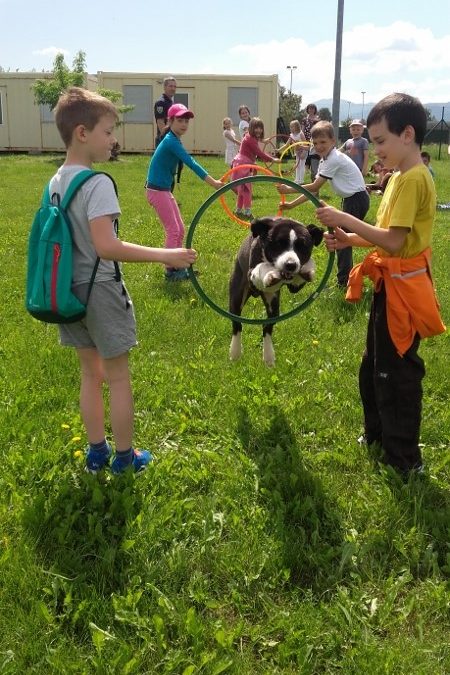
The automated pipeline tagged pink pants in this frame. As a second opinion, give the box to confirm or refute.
[231,159,253,209]
[146,189,185,250]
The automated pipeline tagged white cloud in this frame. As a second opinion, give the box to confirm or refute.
[32,46,70,58]
[224,21,450,104]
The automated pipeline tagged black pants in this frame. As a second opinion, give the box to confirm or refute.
[308,153,320,181]
[359,284,425,471]
[337,190,370,286]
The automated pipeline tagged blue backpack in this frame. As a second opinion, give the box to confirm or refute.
[26,170,119,323]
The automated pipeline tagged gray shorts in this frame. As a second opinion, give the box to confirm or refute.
[58,280,137,359]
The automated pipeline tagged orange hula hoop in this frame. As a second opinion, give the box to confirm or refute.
[219,164,276,227]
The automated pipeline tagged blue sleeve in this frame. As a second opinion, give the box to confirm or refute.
[147,132,208,188]
[169,136,208,180]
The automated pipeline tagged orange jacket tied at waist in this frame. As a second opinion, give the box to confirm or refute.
[346,247,446,355]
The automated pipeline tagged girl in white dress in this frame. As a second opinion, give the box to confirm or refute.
[278,120,308,183]
[223,117,240,167]
[238,105,251,139]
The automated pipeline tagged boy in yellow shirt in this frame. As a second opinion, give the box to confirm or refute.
[316,92,445,476]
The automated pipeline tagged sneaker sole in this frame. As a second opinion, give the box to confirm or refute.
[85,460,111,474]
[111,464,149,476]
[85,465,107,475]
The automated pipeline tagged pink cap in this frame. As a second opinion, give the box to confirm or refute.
[168,103,194,119]
[350,119,364,127]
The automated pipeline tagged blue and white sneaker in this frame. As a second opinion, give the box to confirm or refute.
[111,448,153,475]
[165,268,190,282]
[85,443,112,474]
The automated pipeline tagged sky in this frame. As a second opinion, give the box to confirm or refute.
[2,0,450,109]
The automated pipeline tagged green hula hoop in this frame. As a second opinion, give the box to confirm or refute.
[186,174,335,325]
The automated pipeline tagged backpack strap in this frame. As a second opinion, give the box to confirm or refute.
[40,169,98,208]
[61,169,99,209]
[93,172,121,282]
[48,170,122,300]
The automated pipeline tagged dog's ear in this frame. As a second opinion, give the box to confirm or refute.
[287,281,307,294]
[251,217,274,239]
[307,224,324,246]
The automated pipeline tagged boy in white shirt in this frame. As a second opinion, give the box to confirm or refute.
[279,121,370,287]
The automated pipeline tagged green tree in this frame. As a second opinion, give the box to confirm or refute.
[32,50,132,117]
[340,116,352,127]
[318,107,332,121]
[32,51,86,110]
[278,85,302,133]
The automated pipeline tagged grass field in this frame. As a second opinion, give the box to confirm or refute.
[0,150,449,674]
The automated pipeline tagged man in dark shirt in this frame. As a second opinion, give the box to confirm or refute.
[154,76,177,147]
[154,76,183,191]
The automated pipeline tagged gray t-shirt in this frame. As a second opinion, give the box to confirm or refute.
[342,136,369,171]
[48,165,121,286]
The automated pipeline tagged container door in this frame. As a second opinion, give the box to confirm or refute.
[174,89,195,152]
[0,87,10,148]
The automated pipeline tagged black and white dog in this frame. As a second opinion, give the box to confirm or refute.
[229,216,324,366]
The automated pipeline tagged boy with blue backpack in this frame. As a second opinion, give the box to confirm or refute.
[31,86,196,474]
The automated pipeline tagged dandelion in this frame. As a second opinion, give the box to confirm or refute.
[312,340,319,345]
[71,436,81,442]
[73,450,83,459]
[61,423,70,429]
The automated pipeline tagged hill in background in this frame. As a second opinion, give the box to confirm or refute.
[314,99,450,123]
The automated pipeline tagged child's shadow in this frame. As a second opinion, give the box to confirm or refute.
[325,284,373,325]
[237,406,345,593]
[23,467,142,595]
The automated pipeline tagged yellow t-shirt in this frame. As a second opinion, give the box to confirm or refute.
[376,163,436,258]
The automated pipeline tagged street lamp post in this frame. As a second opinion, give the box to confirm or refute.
[361,91,366,121]
[286,65,297,93]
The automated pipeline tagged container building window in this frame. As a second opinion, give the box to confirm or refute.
[228,87,258,125]
[123,85,153,123]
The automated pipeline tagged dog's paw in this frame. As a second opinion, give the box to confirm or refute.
[263,335,276,367]
[229,335,242,361]
[287,281,307,293]
[299,270,315,282]
[299,259,316,282]
[250,263,282,291]
[263,270,282,288]
[249,267,264,291]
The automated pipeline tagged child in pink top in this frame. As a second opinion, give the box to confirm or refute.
[232,117,281,218]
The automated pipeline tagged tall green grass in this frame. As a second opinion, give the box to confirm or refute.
[0,151,449,674]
